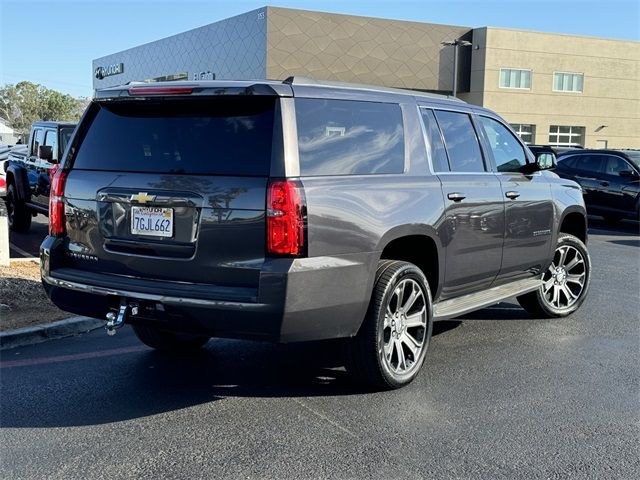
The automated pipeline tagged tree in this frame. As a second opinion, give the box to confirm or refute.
[0,81,86,136]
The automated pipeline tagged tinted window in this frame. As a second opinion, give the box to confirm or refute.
[602,155,631,175]
[296,98,404,176]
[59,127,74,157]
[573,155,603,173]
[434,111,485,172]
[31,129,44,156]
[622,151,640,168]
[44,130,58,161]
[72,98,276,175]
[478,116,527,172]
[557,155,577,169]
[420,109,449,172]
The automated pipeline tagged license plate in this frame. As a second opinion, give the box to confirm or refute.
[131,206,173,237]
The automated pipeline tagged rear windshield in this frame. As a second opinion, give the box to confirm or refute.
[71,98,276,175]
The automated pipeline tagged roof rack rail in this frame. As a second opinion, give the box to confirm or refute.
[282,76,463,102]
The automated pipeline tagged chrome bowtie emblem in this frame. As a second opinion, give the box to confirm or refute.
[130,192,156,204]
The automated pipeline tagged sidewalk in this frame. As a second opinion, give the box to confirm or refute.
[0,258,103,349]
[0,316,103,350]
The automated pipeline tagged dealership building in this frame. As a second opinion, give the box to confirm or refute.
[93,6,639,149]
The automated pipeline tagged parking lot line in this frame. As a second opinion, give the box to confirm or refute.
[9,241,36,259]
[0,345,149,369]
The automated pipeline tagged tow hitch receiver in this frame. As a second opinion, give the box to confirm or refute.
[106,302,138,336]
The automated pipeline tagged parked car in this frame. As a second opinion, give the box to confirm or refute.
[41,79,590,389]
[528,144,583,158]
[555,149,640,223]
[0,143,13,197]
[1,144,29,197]
[4,122,76,232]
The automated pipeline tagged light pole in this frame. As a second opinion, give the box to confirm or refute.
[441,39,472,97]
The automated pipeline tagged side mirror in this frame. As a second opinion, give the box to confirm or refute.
[38,145,54,162]
[536,152,556,170]
[619,169,638,178]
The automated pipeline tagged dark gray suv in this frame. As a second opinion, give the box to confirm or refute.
[41,78,591,389]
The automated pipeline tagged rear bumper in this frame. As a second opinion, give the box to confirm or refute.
[41,237,376,342]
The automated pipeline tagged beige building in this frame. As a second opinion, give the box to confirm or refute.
[94,6,639,148]
[265,7,470,93]
[461,27,640,148]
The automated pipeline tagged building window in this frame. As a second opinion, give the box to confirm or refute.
[553,72,583,92]
[549,125,585,147]
[499,68,531,89]
[510,124,536,144]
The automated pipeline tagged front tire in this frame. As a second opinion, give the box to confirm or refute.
[347,260,433,389]
[517,233,591,317]
[132,324,210,352]
[6,183,32,233]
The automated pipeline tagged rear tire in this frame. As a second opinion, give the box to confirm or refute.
[517,233,590,318]
[6,183,31,233]
[132,324,210,351]
[346,260,433,390]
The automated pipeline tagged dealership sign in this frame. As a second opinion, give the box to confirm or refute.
[193,71,216,80]
[95,63,124,79]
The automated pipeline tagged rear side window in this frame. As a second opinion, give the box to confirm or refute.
[434,111,485,172]
[295,98,404,176]
[420,109,449,172]
[573,155,603,173]
[72,98,276,175]
[557,155,577,169]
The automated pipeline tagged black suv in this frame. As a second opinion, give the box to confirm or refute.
[555,149,640,223]
[41,79,591,389]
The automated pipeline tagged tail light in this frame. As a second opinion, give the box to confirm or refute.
[267,180,306,256]
[49,166,67,236]
[128,86,193,95]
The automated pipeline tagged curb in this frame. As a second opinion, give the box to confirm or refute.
[0,316,104,350]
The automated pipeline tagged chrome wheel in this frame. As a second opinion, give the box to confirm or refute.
[542,244,586,309]
[380,278,427,375]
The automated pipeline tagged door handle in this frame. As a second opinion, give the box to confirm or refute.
[505,191,520,200]
[599,181,609,187]
[447,192,466,202]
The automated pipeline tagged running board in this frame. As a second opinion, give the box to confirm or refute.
[433,278,541,320]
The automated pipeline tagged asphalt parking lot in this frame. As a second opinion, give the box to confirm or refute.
[1,218,639,479]
[6,213,48,258]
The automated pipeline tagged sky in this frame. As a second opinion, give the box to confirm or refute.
[1,0,638,98]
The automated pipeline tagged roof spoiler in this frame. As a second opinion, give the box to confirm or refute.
[94,81,293,100]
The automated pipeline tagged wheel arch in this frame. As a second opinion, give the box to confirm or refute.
[5,164,30,201]
[375,225,444,301]
[558,207,588,244]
